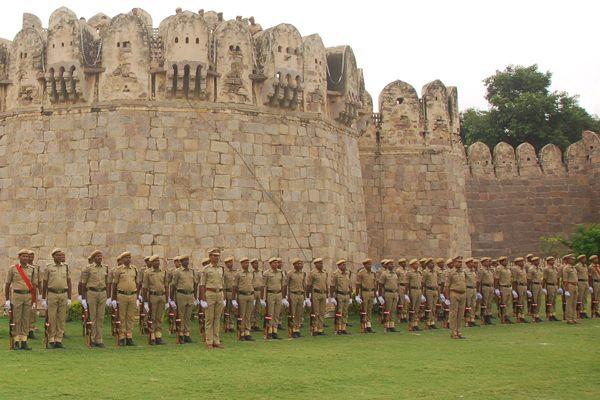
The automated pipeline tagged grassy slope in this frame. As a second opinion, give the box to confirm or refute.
[0,312,597,400]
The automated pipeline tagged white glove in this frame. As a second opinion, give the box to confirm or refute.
[138,295,144,302]
[81,299,88,309]
[42,299,48,309]
[164,303,170,310]
[105,299,112,307]
[494,289,501,297]
[557,288,564,295]
[354,295,363,304]
[260,299,266,307]
[476,292,482,300]
[589,287,594,294]
[378,296,385,305]
[111,300,117,309]
[404,294,410,302]
[143,302,149,312]
[193,299,200,306]
[373,297,378,305]
[281,298,289,307]
[420,294,426,303]
[526,290,532,298]
[169,300,177,309]
[200,300,208,309]
[330,298,337,306]
[564,291,571,298]
[348,298,353,305]
[304,298,311,307]
[511,290,518,299]
[4,300,10,310]
[439,293,446,302]
[444,299,451,306]
[542,288,547,295]
[223,300,227,307]
[232,299,239,308]
[136,300,141,307]
[67,299,72,307]
[77,295,82,302]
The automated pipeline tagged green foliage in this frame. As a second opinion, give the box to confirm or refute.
[540,224,600,258]
[67,301,83,323]
[461,64,600,151]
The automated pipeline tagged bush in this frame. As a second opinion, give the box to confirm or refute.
[67,301,83,322]
[540,224,600,258]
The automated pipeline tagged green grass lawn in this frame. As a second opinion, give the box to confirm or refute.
[0,309,598,400]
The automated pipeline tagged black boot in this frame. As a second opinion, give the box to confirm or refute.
[13,342,21,350]
[184,336,192,343]
[96,342,105,348]
[21,341,32,350]
[388,327,397,332]
[581,312,589,319]
[271,333,280,340]
[178,336,185,344]
[28,331,36,340]
[118,339,126,347]
[155,338,165,345]
[245,335,255,341]
[54,342,64,349]
[125,338,135,346]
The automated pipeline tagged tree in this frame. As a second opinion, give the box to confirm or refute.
[461,65,600,151]
[540,224,600,259]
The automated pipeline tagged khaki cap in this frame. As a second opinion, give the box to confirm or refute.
[143,256,151,261]
[531,256,539,262]
[498,256,508,262]
[563,253,575,260]
[27,250,35,255]
[362,258,372,265]
[313,258,323,264]
[208,248,221,255]
[173,256,181,262]
[409,259,418,265]
[118,251,131,260]
[239,257,250,263]
[276,257,283,262]
[201,257,210,265]
[51,248,63,256]
[435,258,445,264]
[18,248,30,256]
[465,257,474,263]
[250,258,259,263]
[336,259,347,266]
[446,258,453,265]
[148,255,159,262]
[545,256,555,262]
[589,255,598,261]
[397,258,407,263]
[179,254,190,260]
[453,255,463,261]
[513,257,524,263]
[577,254,586,261]
[526,253,534,259]
[89,250,102,259]
[224,256,234,263]
[268,257,278,264]
[290,257,302,264]
[418,257,428,264]
[480,257,491,262]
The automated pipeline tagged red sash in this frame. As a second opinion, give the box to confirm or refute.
[15,264,35,303]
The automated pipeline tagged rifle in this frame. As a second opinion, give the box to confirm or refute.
[309,300,316,336]
[138,299,147,335]
[44,308,50,348]
[175,308,182,344]
[82,304,92,348]
[236,306,242,341]
[334,301,341,335]
[263,301,271,340]
[396,301,403,323]
[223,299,230,333]
[287,306,293,339]
[8,304,15,350]
[561,288,567,321]
[359,301,366,333]
[146,302,153,345]
[113,304,121,347]
[198,308,206,342]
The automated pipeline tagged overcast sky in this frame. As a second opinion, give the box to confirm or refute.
[1,0,597,115]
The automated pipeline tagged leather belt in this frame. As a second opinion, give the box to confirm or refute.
[118,290,136,295]
[290,291,304,295]
[253,287,262,291]
[426,286,437,291]
[361,286,374,291]
[149,290,165,296]
[88,287,106,292]
[206,288,222,292]
[399,283,405,287]
[48,288,68,294]
[336,291,350,295]
[176,289,194,295]
[225,289,232,292]
[267,290,281,294]
[578,279,587,282]
[517,284,527,287]
[312,289,326,294]
[501,285,511,288]
[546,283,556,286]
[482,284,493,287]
[385,289,397,293]
[594,280,600,283]
[466,286,475,289]
[13,289,30,294]
[238,291,253,295]
[531,281,541,284]
[410,286,420,290]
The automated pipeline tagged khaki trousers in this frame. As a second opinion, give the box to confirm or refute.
[465,288,476,322]
[266,292,282,333]
[149,294,166,339]
[531,284,542,318]
[289,293,304,332]
[449,290,466,335]
[117,293,136,339]
[205,291,224,345]
[545,285,557,317]
[424,289,437,326]
[175,293,194,336]
[48,292,68,343]
[238,293,254,336]
[516,286,527,318]
[12,292,32,341]
[409,289,421,328]
[335,295,349,330]
[252,290,261,327]
[481,285,494,317]
[577,282,588,313]
[398,286,407,320]
[225,291,235,330]
[312,292,326,332]
[565,285,578,322]
[384,292,399,328]
[362,291,374,328]
[87,290,107,344]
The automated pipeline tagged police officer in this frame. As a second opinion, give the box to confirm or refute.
[170,255,198,343]
[355,258,376,333]
[575,255,589,318]
[285,258,306,338]
[80,250,110,347]
[142,255,168,345]
[562,254,579,324]
[43,248,72,349]
[464,258,478,327]
[478,257,494,325]
[262,257,287,339]
[234,257,255,341]
[250,258,263,331]
[445,256,467,339]
[4,249,37,350]
[589,255,599,317]
[27,250,41,340]
[307,258,329,335]
[495,256,513,324]
[331,259,352,334]
[543,256,560,321]
[405,259,423,332]
[111,252,139,346]
[223,256,237,332]
[395,258,408,323]
[421,259,438,330]
[512,257,529,323]
[527,256,544,322]
[199,248,226,349]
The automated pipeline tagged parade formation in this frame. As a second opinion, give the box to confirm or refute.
[4,248,599,350]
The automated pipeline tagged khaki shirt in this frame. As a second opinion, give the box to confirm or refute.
[80,263,108,289]
[395,267,407,288]
[251,268,263,290]
[235,269,254,293]
[137,266,148,286]
[590,264,600,281]
[307,269,328,293]
[435,266,445,286]
[562,265,578,286]
[513,268,527,286]
[263,268,284,292]
[200,264,224,290]
[405,270,422,289]
[224,268,236,291]
[355,268,376,291]
[479,268,494,286]
[44,262,70,290]
[527,265,543,284]
[142,268,167,293]
[422,269,438,289]
[496,266,512,286]
[112,264,138,292]
[31,264,42,287]
[172,267,196,292]
[5,264,36,292]
[286,270,306,294]
[445,269,467,293]
[465,269,477,289]
[575,263,588,281]
[331,269,352,294]
[107,266,116,286]
[379,269,399,291]
[543,265,560,286]
[167,267,180,285]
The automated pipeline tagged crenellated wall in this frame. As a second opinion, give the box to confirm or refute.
[465,131,600,257]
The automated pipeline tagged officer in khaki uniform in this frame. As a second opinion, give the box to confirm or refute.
[223,257,237,332]
[421,258,438,329]
[262,257,286,339]
[395,258,408,322]
[378,259,399,331]
[574,255,589,318]
[199,248,226,349]
[285,258,306,338]
[250,258,263,331]
[43,248,72,349]
[441,258,454,328]
[27,250,41,340]
[464,258,478,327]
[307,258,329,335]
[512,257,529,323]
[355,258,376,333]
[527,256,544,322]
[142,255,168,345]
[405,259,423,332]
[434,257,446,322]
[478,257,495,325]
[588,255,599,317]
[111,252,139,346]
[170,255,198,343]
[495,256,513,324]
[80,250,110,347]
[4,249,37,350]
[562,254,579,324]
[543,256,560,321]
[444,256,467,339]
[331,259,352,334]
[234,257,255,341]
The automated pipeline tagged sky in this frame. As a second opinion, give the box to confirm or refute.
[0,0,597,115]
